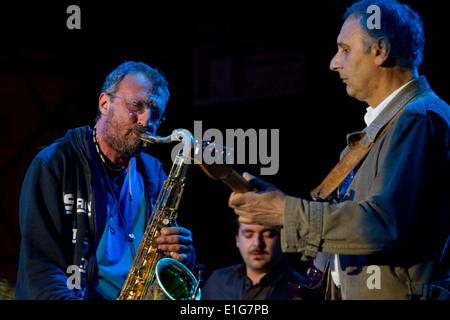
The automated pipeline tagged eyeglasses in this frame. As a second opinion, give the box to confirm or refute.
[109,94,166,125]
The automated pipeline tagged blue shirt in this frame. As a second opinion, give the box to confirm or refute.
[88,131,148,299]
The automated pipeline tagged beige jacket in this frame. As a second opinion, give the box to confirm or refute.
[282,77,450,299]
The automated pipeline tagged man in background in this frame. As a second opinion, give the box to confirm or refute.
[201,217,304,300]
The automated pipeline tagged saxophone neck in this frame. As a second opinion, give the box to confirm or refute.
[140,129,194,158]
[139,132,176,144]
[172,129,194,156]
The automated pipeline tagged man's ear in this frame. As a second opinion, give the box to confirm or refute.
[373,37,391,66]
[98,92,110,116]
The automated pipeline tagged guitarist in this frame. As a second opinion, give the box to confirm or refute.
[229,0,450,300]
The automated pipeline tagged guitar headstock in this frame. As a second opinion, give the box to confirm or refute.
[193,140,252,193]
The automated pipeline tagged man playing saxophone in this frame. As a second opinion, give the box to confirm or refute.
[15,61,196,300]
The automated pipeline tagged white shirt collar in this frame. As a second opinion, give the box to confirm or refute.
[364,80,413,126]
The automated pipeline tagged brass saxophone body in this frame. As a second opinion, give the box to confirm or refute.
[118,129,200,300]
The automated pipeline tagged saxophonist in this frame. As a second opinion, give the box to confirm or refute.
[16,61,196,300]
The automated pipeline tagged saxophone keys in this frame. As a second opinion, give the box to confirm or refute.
[132,282,143,297]
[160,218,172,227]
[138,266,149,278]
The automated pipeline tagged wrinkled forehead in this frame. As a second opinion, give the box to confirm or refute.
[239,223,279,234]
[337,14,368,46]
[119,72,169,110]
[118,72,153,95]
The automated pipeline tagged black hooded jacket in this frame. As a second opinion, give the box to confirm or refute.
[16,126,195,299]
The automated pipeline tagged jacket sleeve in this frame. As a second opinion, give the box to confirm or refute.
[16,154,82,300]
[281,106,450,259]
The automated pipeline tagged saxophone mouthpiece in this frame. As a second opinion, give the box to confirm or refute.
[139,132,174,145]
[139,132,159,144]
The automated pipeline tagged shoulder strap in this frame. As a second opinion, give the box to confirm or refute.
[310,105,406,201]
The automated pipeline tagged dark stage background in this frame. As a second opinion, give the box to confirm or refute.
[0,0,448,294]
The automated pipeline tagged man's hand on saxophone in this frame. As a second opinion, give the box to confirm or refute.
[156,226,193,263]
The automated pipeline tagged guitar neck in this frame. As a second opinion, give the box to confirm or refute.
[197,163,252,193]
[220,168,253,193]
[193,139,252,193]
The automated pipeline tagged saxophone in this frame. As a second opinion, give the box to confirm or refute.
[118,129,200,300]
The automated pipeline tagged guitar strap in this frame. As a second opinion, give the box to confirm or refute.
[310,105,406,201]
[310,79,434,202]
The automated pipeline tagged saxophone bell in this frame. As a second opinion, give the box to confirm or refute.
[146,258,201,300]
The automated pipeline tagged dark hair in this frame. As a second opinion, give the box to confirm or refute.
[232,215,240,235]
[95,61,169,121]
[344,0,425,71]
